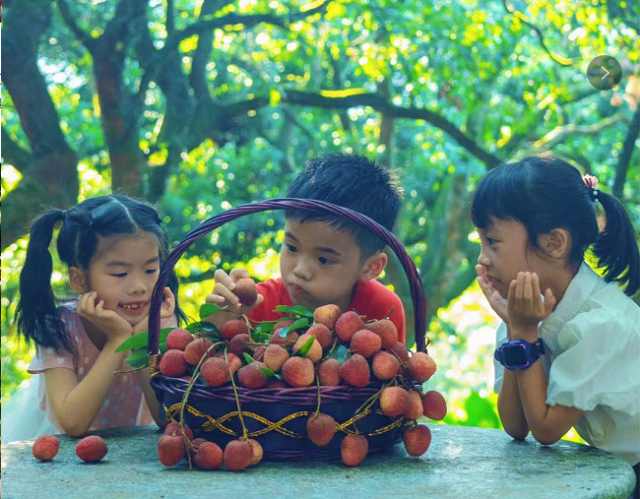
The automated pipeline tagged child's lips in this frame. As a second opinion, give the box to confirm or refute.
[119,301,149,315]
[289,283,306,296]
[486,275,501,287]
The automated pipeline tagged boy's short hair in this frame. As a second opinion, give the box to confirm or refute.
[285,154,404,260]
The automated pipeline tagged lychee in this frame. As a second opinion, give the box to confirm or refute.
[281,356,315,387]
[379,387,409,417]
[335,311,366,342]
[164,422,194,442]
[233,277,258,306]
[201,354,240,386]
[372,351,400,380]
[293,333,323,363]
[166,328,194,351]
[188,437,208,459]
[252,345,267,361]
[76,435,108,463]
[159,349,188,378]
[341,434,368,467]
[306,324,333,350]
[193,441,223,470]
[318,359,341,386]
[307,413,337,447]
[158,434,185,466]
[406,352,437,382]
[269,328,298,345]
[391,342,410,362]
[350,329,382,358]
[221,319,249,341]
[404,390,424,420]
[263,344,290,372]
[223,439,254,471]
[32,435,60,461]
[184,337,215,366]
[313,304,341,329]
[367,319,398,350]
[247,438,263,466]
[229,333,251,357]
[238,362,268,389]
[266,378,287,389]
[422,391,447,421]
[403,424,432,456]
[339,354,370,388]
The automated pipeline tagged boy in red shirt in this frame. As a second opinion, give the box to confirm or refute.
[206,154,406,343]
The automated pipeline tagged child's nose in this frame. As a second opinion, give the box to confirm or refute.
[477,249,491,267]
[129,276,148,294]
[293,260,312,281]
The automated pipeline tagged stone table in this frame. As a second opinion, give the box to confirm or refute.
[1,424,636,499]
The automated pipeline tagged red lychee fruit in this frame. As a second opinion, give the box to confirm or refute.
[76,435,108,463]
[379,387,410,417]
[247,438,263,466]
[229,333,251,357]
[32,435,60,461]
[391,342,410,362]
[318,359,341,386]
[341,434,368,467]
[306,324,333,350]
[238,362,268,389]
[404,390,424,420]
[403,425,432,457]
[281,356,315,387]
[158,434,185,466]
[422,391,447,421]
[221,319,249,341]
[335,311,366,342]
[159,349,188,377]
[166,328,194,351]
[164,422,194,442]
[293,333,323,363]
[406,352,437,382]
[339,354,370,388]
[184,337,215,366]
[313,304,341,329]
[252,345,267,362]
[194,441,223,470]
[269,328,298,345]
[263,344,290,372]
[349,329,382,358]
[372,351,400,380]
[223,439,254,471]
[233,278,258,306]
[366,319,398,350]
[307,413,337,447]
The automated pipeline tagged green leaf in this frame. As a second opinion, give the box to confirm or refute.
[254,321,277,334]
[274,305,314,319]
[329,344,349,365]
[259,366,276,378]
[199,303,225,319]
[278,317,309,338]
[187,321,220,338]
[125,349,149,368]
[243,352,255,364]
[116,327,175,353]
[297,334,316,357]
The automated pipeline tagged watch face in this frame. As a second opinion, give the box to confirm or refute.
[503,345,528,366]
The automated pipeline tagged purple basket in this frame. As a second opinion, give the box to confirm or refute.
[147,198,428,460]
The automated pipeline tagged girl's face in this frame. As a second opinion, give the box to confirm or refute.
[477,218,547,299]
[72,233,161,326]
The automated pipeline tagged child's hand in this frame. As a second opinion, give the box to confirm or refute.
[476,265,509,324]
[205,268,264,316]
[77,291,133,343]
[132,287,176,334]
[507,272,556,339]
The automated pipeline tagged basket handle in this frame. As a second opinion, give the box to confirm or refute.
[148,199,427,358]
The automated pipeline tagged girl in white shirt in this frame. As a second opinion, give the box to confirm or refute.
[471,156,639,496]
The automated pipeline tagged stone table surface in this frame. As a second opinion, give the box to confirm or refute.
[1,424,636,499]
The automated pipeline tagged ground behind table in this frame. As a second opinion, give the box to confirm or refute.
[1,424,636,499]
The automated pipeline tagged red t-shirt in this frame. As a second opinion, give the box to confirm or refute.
[248,278,406,344]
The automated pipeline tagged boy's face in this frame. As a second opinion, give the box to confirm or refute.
[280,218,367,312]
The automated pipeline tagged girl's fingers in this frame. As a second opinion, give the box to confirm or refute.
[508,279,517,303]
[544,288,557,316]
[475,265,486,278]
[523,272,533,302]
[515,272,525,303]
[95,300,105,315]
[213,281,239,306]
[205,293,226,304]
[214,269,235,290]
[532,273,542,300]
[85,292,97,315]
[229,268,250,283]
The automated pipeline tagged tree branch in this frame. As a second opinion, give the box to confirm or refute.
[57,0,95,51]
[613,106,640,199]
[1,127,33,172]
[532,114,626,150]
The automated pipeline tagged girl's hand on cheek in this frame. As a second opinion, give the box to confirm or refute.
[77,291,133,343]
[507,272,556,339]
[133,287,176,334]
[476,265,509,324]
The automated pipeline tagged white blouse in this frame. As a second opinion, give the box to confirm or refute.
[493,263,640,465]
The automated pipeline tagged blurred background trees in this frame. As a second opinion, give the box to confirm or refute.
[2,0,638,435]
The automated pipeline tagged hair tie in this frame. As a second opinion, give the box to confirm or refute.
[582,174,599,202]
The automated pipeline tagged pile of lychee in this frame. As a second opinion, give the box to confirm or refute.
[156,277,447,469]
[32,434,108,463]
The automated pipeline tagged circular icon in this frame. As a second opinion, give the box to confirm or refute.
[587,56,622,90]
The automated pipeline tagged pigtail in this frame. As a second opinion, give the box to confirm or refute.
[15,210,76,355]
[592,191,639,296]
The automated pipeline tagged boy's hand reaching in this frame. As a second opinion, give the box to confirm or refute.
[476,265,509,324]
[205,269,264,323]
[507,271,556,340]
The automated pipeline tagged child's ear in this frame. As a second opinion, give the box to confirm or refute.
[69,267,88,294]
[539,229,571,259]
[359,252,388,282]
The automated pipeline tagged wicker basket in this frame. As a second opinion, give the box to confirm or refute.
[147,199,428,460]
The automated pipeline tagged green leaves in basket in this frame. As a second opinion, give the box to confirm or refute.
[278,317,309,338]
[125,342,166,368]
[259,366,282,379]
[243,352,255,364]
[186,321,221,338]
[116,327,175,353]
[274,305,314,319]
[295,333,316,357]
[329,344,349,365]
[199,303,226,320]
[252,321,277,343]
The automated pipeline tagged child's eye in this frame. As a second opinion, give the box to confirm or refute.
[146,268,159,274]
[487,237,498,245]
[285,243,297,252]
[319,257,335,266]
[110,273,127,278]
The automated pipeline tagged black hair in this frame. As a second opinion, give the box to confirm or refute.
[285,154,404,260]
[471,155,639,296]
[15,195,186,360]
